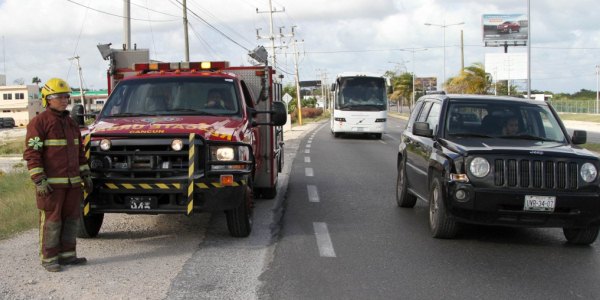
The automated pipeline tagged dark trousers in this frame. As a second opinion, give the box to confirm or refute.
[38,187,81,264]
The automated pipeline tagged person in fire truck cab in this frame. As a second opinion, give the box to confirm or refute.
[23,78,93,272]
[205,89,229,110]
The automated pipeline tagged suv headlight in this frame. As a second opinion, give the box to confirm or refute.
[469,157,490,178]
[581,163,597,183]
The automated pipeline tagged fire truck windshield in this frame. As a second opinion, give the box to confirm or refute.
[100,77,240,118]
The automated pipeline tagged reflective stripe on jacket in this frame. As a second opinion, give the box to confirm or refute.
[23,108,88,188]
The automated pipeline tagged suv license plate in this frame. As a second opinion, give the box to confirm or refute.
[524,195,556,212]
[127,196,157,210]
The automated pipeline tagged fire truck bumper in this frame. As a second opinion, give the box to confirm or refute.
[84,175,250,214]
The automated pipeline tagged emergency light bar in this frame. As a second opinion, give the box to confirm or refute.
[133,61,230,72]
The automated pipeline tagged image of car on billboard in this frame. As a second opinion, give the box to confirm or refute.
[482,14,528,46]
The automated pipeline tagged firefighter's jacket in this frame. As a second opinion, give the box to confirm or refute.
[23,108,89,188]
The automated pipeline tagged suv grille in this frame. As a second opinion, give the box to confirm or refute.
[494,159,578,189]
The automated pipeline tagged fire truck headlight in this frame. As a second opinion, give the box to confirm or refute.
[215,147,235,161]
[171,139,184,151]
[100,139,112,151]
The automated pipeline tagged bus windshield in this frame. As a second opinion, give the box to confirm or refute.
[335,77,387,111]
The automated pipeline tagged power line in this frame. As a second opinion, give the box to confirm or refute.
[172,0,250,52]
[65,0,178,22]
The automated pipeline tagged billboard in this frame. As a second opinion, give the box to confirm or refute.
[482,14,528,46]
[485,53,528,80]
[415,77,438,91]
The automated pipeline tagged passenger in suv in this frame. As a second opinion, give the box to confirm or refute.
[396,93,600,244]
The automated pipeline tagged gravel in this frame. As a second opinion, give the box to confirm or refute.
[0,122,322,299]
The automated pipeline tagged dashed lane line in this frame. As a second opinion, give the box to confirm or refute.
[307,185,319,203]
[305,167,314,177]
[313,222,336,257]
[304,156,311,163]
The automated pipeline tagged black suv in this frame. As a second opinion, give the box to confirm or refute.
[0,117,15,128]
[397,93,600,244]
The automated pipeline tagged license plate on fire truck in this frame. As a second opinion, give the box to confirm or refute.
[524,195,556,212]
[127,196,157,210]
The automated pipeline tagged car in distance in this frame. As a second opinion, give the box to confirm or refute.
[396,93,600,244]
[497,21,520,34]
[0,117,15,128]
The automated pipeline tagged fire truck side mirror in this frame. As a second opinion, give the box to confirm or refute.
[71,104,85,126]
[250,102,287,127]
[271,102,287,126]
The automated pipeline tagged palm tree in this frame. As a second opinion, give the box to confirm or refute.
[446,63,492,94]
[32,77,42,85]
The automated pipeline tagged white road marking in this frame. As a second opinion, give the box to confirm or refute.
[313,222,336,257]
[306,144,312,148]
[305,149,310,154]
[304,156,311,163]
[305,167,314,177]
[384,134,399,142]
[307,185,319,202]
[378,140,387,145]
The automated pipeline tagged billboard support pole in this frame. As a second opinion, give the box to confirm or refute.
[527,0,531,99]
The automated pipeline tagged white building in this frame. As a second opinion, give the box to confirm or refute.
[0,82,43,127]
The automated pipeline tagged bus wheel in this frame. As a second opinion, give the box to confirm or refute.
[374,133,382,139]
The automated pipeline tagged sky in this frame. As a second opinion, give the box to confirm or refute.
[0,0,599,94]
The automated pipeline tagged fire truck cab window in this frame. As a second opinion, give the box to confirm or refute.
[101,77,240,118]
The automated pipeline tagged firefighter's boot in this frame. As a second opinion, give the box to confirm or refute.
[58,256,87,266]
[42,261,61,272]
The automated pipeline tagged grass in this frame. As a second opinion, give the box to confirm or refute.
[558,113,600,123]
[0,138,24,155]
[582,143,600,153]
[0,171,37,240]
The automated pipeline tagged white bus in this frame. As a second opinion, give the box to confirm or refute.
[330,73,389,139]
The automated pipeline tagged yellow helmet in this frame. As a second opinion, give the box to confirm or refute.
[41,78,72,107]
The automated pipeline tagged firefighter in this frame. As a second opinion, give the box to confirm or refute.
[23,78,93,272]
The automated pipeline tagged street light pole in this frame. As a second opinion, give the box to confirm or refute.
[400,48,428,107]
[424,21,464,90]
[596,65,600,114]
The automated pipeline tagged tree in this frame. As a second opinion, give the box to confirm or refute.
[386,71,414,108]
[32,77,42,85]
[494,80,519,96]
[445,62,492,94]
[13,78,25,85]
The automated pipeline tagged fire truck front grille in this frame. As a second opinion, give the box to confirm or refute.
[89,138,201,179]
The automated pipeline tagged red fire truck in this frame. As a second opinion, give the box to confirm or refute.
[74,57,287,238]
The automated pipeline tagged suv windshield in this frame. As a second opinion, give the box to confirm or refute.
[444,100,567,143]
[100,77,240,118]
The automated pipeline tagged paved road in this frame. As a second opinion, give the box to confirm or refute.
[258,117,600,299]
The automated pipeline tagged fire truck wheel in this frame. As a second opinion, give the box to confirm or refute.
[226,183,253,237]
[259,187,277,199]
[78,212,104,238]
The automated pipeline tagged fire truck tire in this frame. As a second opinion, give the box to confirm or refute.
[259,187,277,199]
[226,184,253,237]
[78,212,104,238]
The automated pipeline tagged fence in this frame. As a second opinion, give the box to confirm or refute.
[549,100,599,114]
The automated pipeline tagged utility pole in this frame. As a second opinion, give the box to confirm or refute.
[69,56,86,113]
[460,30,464,71]
[123,0,131,50]
[292,38,303,125]
[527,0,531,99]
[183,0,189,62]
[256,1,284,72]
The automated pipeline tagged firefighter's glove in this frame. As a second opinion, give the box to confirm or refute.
[82,175,93,194]
[36,179,53,197]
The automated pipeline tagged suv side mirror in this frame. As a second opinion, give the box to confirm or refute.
[413,121,433,137]
[572,130,587,145]
[71,104,85,126]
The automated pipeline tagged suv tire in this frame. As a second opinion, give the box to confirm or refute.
[396,160,417,208]
[429,177,458,239]
[563,226,600,245]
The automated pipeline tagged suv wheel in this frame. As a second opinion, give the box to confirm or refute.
[396,160,417,208]
[429,177,458,239]
[563,226,600,245]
